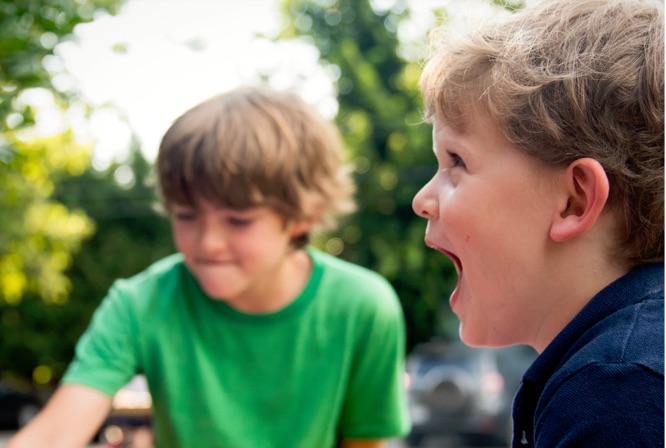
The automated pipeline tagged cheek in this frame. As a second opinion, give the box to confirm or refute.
[454,184,532,248]
[439,193,482,243]
[230,230,276,257]
[171,224,194,253]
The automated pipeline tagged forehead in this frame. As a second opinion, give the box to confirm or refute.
[431,111,558,176]
[431,111,504,149]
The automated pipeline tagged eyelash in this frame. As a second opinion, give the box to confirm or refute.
[227,217,252,227]
[172,212,252,227]
[174,211,196,221]
[447,151,465,168]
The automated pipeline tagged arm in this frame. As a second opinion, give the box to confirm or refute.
[7,384,112,448]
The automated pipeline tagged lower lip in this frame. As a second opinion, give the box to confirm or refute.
[449,283,461,313]
[197,259,232,265]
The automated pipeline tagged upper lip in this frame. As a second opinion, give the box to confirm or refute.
[425,240,462,274]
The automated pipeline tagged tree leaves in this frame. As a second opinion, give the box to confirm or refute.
[1,131,95,305]
[279,0,457,349]
[1,0,125,306]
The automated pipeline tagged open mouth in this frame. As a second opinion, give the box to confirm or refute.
[426,242,462,276]
[426,241,464,311]
[441,249,462,277]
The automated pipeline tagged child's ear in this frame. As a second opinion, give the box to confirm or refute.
[289,219,316,237]
[550,158,610,242]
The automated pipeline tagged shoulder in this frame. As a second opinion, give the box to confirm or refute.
[539,294,664,419]
[310,248,395,291]
[565,295,664,377]
[308,247,403,320]
[310,248,399,302]
[553,265,665,377]
[102,253,188,314]
[526,270,664,444]
[111,253,186,294]
[534,359,663,445]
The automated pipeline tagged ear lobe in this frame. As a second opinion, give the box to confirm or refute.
[550,158,610,242]
[289,219,315,238]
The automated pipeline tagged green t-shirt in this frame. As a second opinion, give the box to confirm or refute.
[63,247,410,447]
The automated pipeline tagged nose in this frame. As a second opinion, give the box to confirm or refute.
[197,220,228,255]
[412,179,438,220]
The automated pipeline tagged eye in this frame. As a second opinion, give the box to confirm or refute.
[227,216,253,227]
[447,150,466,169]
[172,208,197,221]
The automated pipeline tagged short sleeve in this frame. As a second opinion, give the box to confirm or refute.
[61,280,141,397]
[338,281,411,439]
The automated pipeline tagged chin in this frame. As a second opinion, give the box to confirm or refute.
[459,325,488,348]
[199,284,231,301]
[461,327,517,349]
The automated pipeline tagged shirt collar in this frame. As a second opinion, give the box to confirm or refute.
[524,263,664,383]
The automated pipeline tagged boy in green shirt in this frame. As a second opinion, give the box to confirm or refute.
[9,86,410,448]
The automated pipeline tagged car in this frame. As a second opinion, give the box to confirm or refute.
[405,338,537,447]
[0,384,42,429]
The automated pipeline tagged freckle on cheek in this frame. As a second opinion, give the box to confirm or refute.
[465,234,471,242]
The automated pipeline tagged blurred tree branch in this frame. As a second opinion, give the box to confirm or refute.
[0,0,125,305]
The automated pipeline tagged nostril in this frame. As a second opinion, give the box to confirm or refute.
[412,196,436,220]
[415,208,430,219]
[412,185,438,219]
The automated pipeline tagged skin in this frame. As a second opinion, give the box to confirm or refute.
[412,111,626,352]
[7,384,111,448]
[170,200,314,314]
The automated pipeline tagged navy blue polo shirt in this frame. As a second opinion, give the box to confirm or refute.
[512,263,664,447]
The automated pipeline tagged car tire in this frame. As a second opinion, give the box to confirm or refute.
[17,403,40,428]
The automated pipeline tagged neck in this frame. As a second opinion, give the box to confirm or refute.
[231,248,313,315]
[530,239,628,353]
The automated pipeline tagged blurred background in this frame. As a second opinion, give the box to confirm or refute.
[0,0,532,446]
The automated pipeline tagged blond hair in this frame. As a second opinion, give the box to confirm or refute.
[157,85,356,247]
[420,0,664,266]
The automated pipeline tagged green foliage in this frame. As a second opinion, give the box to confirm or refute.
[0,0,126,307]
[0,0,125,307]
[0,0,123,131]
[57,144,174,291]
[0,130,95,304]
[491,0,526,12]
[279,0,458,349]
[1,288,92,386]
[1,145,174,385]
[0,0,126,385]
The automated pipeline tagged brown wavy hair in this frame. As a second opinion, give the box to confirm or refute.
[420,0,664,267]
[157,85,356,248]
